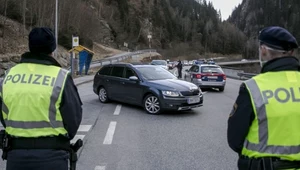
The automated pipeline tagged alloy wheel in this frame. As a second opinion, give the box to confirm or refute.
[145,96,160,114]
[99,88,107,103]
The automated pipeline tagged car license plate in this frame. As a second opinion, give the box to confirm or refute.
[207,76,217,79]
[187,97,200,104]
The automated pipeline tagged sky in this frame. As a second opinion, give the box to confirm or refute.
[208,0,243,21]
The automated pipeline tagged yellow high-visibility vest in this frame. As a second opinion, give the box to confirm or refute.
[242,71,300,161]
[0,63,69,137]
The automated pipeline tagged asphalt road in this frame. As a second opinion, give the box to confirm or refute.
[0,71,243,170]
[75,76,242,170]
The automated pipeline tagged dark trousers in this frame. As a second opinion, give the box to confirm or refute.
[238,156,300,170]
[178,69,182,78]
[6,149,69,170]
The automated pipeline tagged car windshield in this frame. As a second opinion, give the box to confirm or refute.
[136,66,177,80]
[151,60,167,66]
[201,66,223,74]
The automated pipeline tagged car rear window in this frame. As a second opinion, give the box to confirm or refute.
[136,66,176,80]
[201,66,223,74]
[151,60,167,66]
[98,66,112,75]
[111,66,125,77]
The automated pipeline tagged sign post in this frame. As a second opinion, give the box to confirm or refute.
[71,35,79,77]
[54,0,58,57]
[124,42,128,52]
[147,34,152,60]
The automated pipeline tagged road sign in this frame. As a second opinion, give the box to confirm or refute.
[73,36,79,47]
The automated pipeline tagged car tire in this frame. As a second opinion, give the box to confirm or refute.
[98,87,109,103]
[219,87,225,92]
[143,94,161,115]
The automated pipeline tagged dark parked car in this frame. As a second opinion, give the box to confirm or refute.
[93,63,204,114]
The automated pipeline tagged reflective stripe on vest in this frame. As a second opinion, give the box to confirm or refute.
[0,69,10,118]
[3,69,67,129]
[244,78,300,155]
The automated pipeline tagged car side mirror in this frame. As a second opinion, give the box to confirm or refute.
[129,76,139,81]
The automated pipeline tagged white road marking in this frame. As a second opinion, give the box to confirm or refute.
[202,92,207,94]
[113,104,122,115]
[78,125,92,132]
[94,166,106,170]
[71,135,85,144]
[103,121,117,145]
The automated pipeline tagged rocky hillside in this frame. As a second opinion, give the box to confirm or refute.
[0,14,72,76]
[0,15,124,77]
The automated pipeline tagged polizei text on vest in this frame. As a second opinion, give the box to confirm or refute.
[4,74,56,86]
[262,88,300,104]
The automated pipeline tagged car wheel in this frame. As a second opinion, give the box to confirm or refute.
[143,94,161,115]
[98,87,109,103]
[219,87,224,92]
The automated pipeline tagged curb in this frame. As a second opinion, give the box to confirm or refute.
[74,79,94,86]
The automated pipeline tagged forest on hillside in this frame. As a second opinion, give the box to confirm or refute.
[4,0,298,60]
[229,0,300,59]
[0,0,247,58]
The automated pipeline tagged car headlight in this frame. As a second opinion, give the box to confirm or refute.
[162,91,180,97]
[198,87,202,93]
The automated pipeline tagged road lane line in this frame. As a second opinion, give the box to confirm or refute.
[103,121,117,145]
[94,166,106,170]
[78,125,92,132]
[71,135,85,144]
[113,104,122,115]
[202,92,207,94]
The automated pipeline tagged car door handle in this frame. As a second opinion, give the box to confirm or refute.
[121,82,125,84]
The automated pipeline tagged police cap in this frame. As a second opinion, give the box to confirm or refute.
[259,26,298,51]
[29,27,56,54]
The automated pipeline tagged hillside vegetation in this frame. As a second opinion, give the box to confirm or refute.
[0,0,247,60]
[229,0,300,59]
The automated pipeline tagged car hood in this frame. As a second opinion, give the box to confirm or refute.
[147,79,198,91]
[156,65,168,69]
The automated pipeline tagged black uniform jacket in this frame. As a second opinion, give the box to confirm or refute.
[0,52,83,140]
[227,56,300,155]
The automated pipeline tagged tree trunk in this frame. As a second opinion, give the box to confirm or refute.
[110,9,114,20]
[23,0,27,37]
[136,26,142,42]
[0,0,8,51]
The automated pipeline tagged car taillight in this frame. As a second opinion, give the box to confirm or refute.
[222,74,226,80]
[195,74,202,79]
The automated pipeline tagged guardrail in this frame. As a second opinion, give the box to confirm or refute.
[217,60,260,66]
[90,49,157,65]
[221,66,258,80]
[237,72,257,80]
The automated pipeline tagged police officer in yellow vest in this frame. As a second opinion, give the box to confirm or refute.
[0,27,82,170]
[227,26,300,170]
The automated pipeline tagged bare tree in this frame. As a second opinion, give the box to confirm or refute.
[22,0,26,37]
[204,19,213,53]
[0,0,8,51]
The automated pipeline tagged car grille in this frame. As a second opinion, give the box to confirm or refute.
[180,90,200,96]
